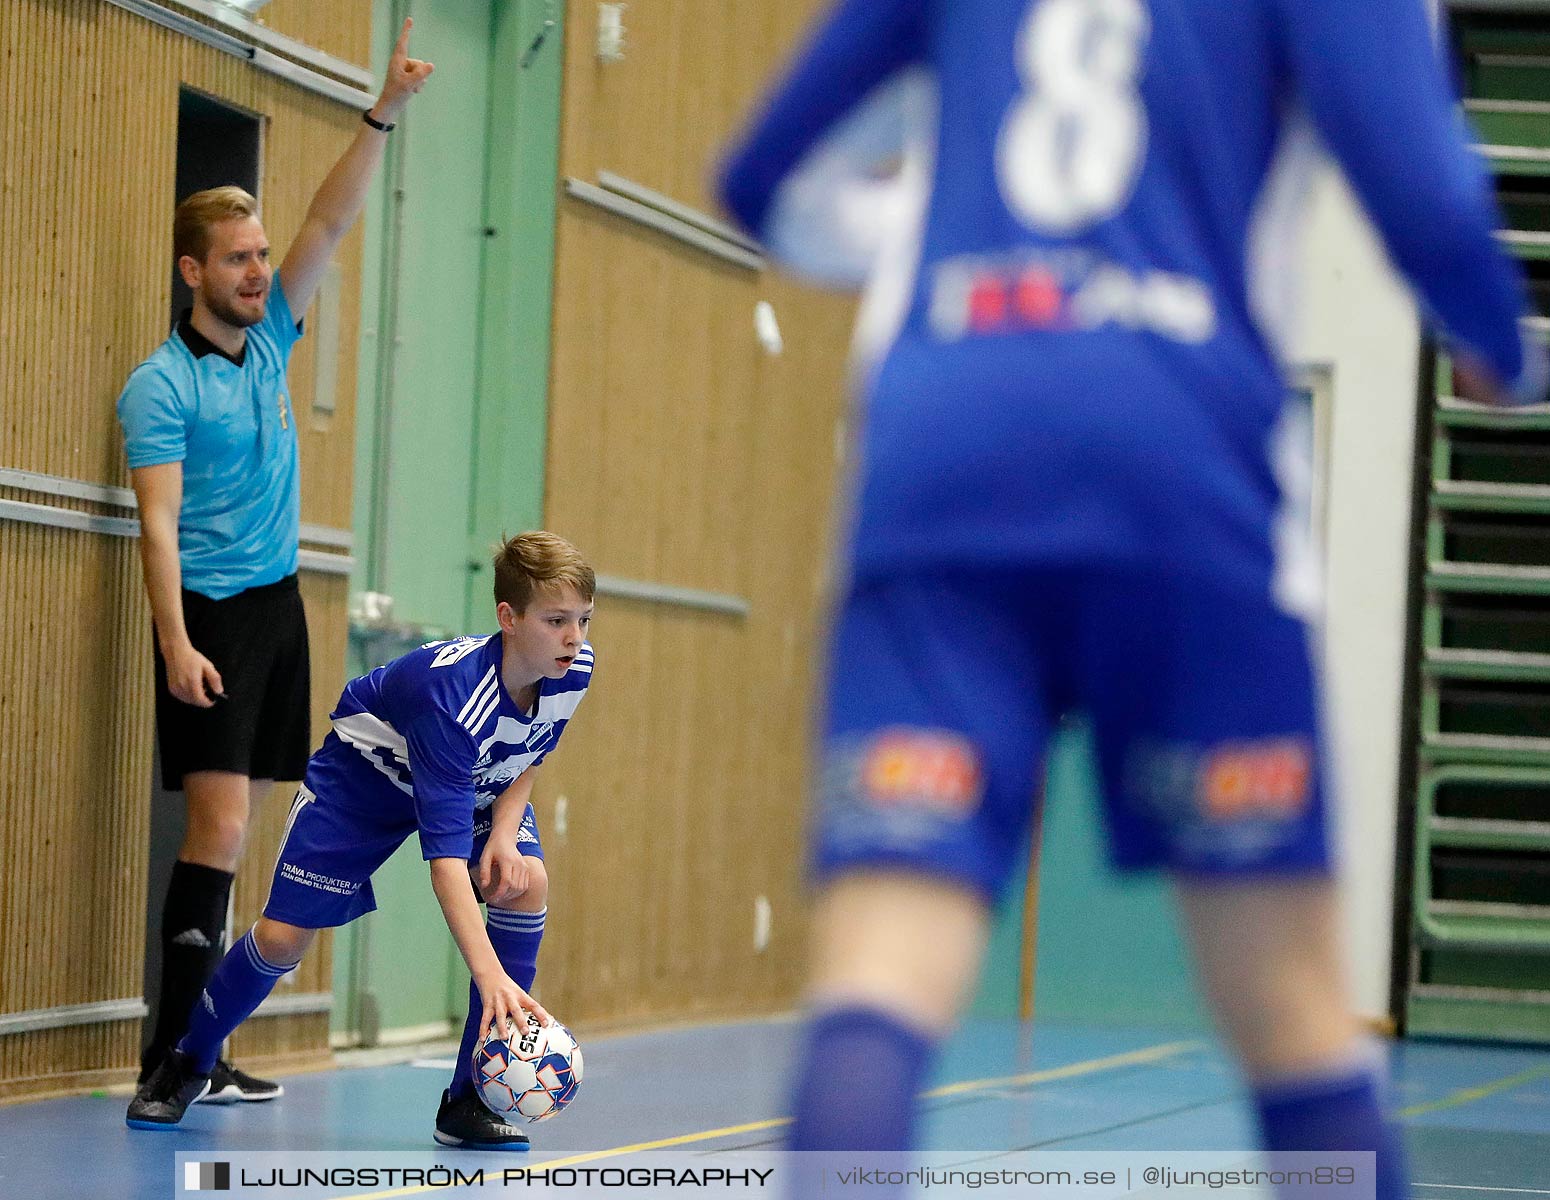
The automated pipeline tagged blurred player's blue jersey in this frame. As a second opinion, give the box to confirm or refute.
[304,635,593,861]
[721,0,1544,597]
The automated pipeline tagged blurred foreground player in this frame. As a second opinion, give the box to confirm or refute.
[720,1,1546,1195]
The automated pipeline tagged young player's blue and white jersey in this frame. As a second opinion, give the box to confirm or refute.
[720,0,1546,597]
[302,635,594,862]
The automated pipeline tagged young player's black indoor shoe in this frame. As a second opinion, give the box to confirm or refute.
[432,1088,531,1150]
[126,1049,211,1129]
[199,1059,283,1104]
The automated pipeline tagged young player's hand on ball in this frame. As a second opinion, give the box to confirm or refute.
[476,969,550,1042]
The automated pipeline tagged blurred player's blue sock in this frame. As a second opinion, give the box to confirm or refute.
[176,928,296,1073]
[1254,1060,1410,1200]
[787,1006,933,1151]
[449,907,546,1099]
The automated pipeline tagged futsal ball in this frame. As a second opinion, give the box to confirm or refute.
[473,1013,583,1122]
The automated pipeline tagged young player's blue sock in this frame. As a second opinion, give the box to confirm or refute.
[449,907,546,1099]
[1254,1060,1410,1200]
[175,928,296,1073]
[787,1006,934,1151]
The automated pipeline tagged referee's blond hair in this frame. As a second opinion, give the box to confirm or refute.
[174,185,259,265]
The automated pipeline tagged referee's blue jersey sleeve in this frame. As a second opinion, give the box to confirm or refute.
[264,273,305,360]
[118,364,188,470]
[1277,0,1537,390]
[717,0,926,242]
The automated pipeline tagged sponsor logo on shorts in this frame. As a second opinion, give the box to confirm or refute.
[278,862,360,897]
[858,729,983,815]
[1199,738,1312,819]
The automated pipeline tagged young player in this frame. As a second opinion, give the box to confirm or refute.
[127,531,596,1150]
[719,1,1546,1196]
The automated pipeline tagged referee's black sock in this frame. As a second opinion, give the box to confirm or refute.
[143,860,234,1075]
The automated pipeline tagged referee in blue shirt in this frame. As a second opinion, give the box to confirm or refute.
[116,20,432,1105]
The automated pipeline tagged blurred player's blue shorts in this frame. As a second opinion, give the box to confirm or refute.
[814,568,1332,903]
[262,790,545,927]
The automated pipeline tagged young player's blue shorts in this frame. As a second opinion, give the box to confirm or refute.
[262,784,545,928]
[814,567,1332,904]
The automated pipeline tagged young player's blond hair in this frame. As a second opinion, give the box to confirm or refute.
[173,186,260,264]
[493,531,595,614]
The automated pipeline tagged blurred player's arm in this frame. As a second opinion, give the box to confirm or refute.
[280,18,434,315]
[430,857,550,1037]
[477,768,538,907]
[718,0,928,287]
[1279,0,1547,404]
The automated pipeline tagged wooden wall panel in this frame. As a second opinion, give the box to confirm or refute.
[0,522,154,1096]
[244,0,372,70]
[0,1024,145,1104]
[538,1,859,1027]
[0,0,369,1099]
[558,1,811,215]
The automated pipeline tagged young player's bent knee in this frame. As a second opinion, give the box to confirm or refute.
[253,916,315,966]
[511,856,547,911]
[469,854,548,909]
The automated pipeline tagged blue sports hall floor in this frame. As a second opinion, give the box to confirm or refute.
[1,1017,1546,1198]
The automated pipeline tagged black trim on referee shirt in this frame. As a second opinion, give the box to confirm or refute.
[176,308,246,368]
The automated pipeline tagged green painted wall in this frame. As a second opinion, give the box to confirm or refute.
[333,0,564,1044]
[1033,728,1207,1029]
[972,728,1208,1030]
[464,0,562,626]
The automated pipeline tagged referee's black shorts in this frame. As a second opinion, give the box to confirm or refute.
[153,573,311,791]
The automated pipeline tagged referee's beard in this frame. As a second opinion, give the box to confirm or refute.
[203,290,266,330]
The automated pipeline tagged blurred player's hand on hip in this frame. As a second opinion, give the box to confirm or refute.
[1451,354,1511,406]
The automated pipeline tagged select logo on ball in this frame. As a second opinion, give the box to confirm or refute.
[473,1014,583,1123]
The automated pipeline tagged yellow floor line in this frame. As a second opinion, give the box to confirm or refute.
[922,1039,1204,1100]
[1399,1062,1550,1119]
[338,1038,1203,1200]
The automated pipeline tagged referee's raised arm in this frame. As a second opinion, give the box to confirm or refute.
[280,17,434,315]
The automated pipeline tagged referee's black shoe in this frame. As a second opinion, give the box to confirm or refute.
[198,1058,284,1104]
[126,1049,211,1129]
[433,1089,531,1151]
